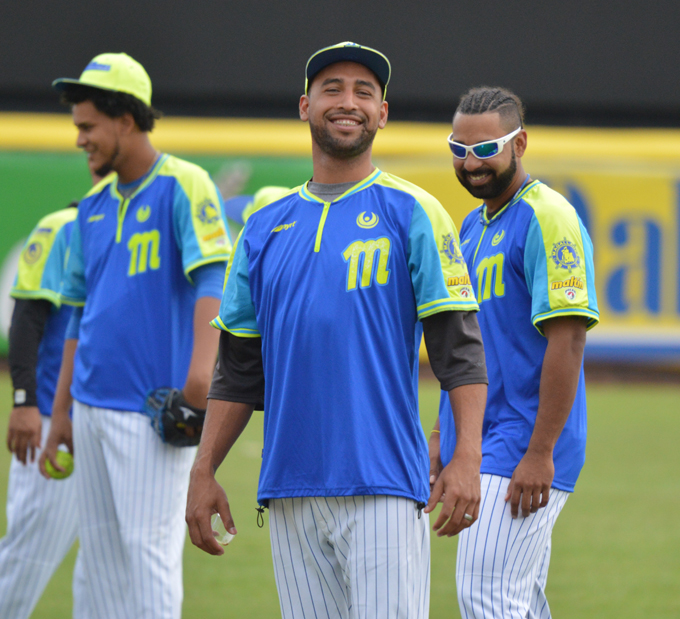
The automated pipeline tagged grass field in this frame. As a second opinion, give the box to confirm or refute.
[0,373,678,618]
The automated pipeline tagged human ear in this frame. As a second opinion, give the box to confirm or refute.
[378,100,388,129]
[299,95,309,121]
[514,130,528,158]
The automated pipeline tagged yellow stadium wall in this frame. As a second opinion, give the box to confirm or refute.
[2,113,680,363]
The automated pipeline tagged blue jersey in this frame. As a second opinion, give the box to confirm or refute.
[439,179,599,492]
[61,154,231,413]
[212,169,478,505]
[11,208,77,417]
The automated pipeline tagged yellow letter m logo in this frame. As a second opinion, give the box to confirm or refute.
[127,230,161,276]
[476,253,505,302]
[342,238,391,291]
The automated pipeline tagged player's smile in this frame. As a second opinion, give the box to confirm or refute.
[463,169,494,186]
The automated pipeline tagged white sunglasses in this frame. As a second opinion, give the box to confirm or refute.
[447,127,522,160]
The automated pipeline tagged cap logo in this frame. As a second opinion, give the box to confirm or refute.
[84,61,111,72]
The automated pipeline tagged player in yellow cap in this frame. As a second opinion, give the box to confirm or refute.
[45,53,231,619]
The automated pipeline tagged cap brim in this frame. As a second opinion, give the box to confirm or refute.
[306,46,391,95]
[52,77,119,94]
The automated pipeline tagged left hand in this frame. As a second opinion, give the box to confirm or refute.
[505,449,554,518]
[6,406,42,464]
[425,448,481,537]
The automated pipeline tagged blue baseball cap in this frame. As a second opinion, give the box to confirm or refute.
[305,42,391,99]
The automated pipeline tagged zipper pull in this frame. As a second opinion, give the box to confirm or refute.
[255,506,266,528]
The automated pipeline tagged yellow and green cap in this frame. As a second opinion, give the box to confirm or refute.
[52,53,152,107]
[305,41,391,99]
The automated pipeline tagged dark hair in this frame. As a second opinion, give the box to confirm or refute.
[60,84,162,132]
[455,87,525,130]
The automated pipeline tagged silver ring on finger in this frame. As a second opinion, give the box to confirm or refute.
[463,513,474,522]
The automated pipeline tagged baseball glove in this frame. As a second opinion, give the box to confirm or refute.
[143,387,206,447]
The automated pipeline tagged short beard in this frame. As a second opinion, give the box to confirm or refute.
[94,140,120,178]
[309,118,377,160]
[456,149,517,200]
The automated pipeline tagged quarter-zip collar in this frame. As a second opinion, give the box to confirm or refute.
[298,168,383,252]
[110,153,167,243]
[479,175,539,226]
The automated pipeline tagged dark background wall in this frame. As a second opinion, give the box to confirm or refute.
[1,0,678,125]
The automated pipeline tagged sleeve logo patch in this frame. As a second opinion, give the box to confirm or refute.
[460,287,472,298]
[551,238,581,272]
[23,242,43,264]
[491,230,505,246]
[356,212,379,229]
[447,274,471,286]
[550,276,584,291]
[441,233,464,265]
[196,199,220,225]
[136,205,151,222]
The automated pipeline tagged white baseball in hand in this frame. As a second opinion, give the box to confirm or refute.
[211,513,235,546]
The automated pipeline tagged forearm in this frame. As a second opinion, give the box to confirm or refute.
[8,299,52,406]
[448,383,486,457]
[52,339,77,420]
[183,296,221,407]
[191,399,254,475]
[529,317,586,455]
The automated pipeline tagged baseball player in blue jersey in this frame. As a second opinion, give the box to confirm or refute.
[431,87,599,618]
[40,53,231,619]
[186,42,489,618]
[0,202,87,619]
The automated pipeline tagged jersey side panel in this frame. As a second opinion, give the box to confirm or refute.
[211,227,260,337]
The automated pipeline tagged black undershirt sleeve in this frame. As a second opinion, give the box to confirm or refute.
[422,310,488,391]
[8,298,53,407]
[208,331,265,410]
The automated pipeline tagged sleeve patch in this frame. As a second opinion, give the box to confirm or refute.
[550,238,581,272]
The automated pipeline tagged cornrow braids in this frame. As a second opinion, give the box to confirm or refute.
[455,87,525,130]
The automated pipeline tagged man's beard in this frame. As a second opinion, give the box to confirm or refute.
[309,117,377,160]
[456,149,517,200]
[94,141,120,178]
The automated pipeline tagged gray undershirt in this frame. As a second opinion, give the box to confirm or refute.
[307,181,356,203]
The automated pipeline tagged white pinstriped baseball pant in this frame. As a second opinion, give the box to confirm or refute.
[72,401,196,619]
[456,474,569,619]
[269,495,430,619]
[0,416,88,619]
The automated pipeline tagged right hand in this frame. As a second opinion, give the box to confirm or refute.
[38,414,73,479]
[186,466,236,556]
[6,406,42,464]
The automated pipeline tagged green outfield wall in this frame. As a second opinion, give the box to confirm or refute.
[2,113,680,364]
